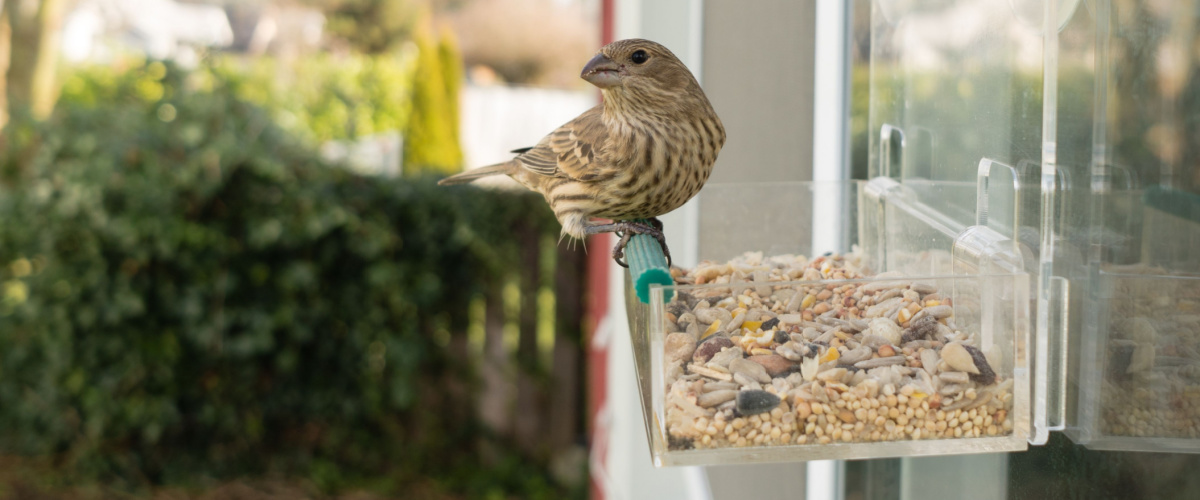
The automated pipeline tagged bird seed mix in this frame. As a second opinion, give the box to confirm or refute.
[660,252,1015,450]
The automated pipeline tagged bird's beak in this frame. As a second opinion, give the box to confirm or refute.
[581,53,621,89]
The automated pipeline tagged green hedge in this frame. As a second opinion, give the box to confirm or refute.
[0,62,568,497]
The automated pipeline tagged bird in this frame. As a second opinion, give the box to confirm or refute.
[438,38,725,267]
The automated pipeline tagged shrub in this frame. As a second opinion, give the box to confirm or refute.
[0,61,569,497]
[208,52,419,144]
[402,24,464,175]
[437,24,464,161]
[59,52,419,146]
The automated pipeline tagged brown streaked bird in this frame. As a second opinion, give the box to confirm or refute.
[438,38,725,266]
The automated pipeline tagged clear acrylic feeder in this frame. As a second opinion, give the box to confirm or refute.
[625,181,1035,466]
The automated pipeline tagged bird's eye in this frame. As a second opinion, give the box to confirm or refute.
[631,50,649,64]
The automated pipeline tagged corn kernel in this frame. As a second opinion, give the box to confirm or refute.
[755,330,774,346]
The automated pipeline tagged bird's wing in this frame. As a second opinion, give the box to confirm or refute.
[515,106,610,182]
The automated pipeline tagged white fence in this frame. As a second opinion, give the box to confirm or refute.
[318,84,596,179]
[460,84,597,177]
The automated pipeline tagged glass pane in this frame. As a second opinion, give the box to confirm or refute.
[868,0,1046,236]
[866,0,1053,444]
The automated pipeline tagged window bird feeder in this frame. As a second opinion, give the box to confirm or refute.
[623,0,1200,466]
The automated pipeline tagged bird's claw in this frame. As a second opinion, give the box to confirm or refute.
[610,220,671,269]
[613,232,631,268]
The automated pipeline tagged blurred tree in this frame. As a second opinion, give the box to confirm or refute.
[0,2,10,128]
[3,0,68,121]
[450,0,594,87]
[319,0,421,54]
[403,21,462,174]
[437,23,463,164]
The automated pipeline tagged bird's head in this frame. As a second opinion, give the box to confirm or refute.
[580,39,698,95]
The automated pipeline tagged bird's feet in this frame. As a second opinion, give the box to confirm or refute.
[611,218,671,269]
[583,218,672,268]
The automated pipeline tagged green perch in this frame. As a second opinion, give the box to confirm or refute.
[624,221,675,304]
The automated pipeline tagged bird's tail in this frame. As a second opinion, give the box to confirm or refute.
[437,163,511,186]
